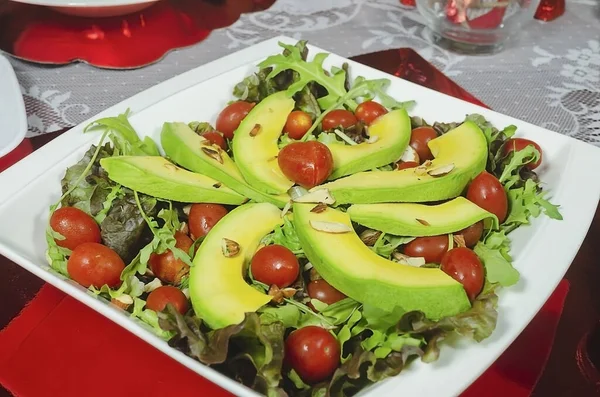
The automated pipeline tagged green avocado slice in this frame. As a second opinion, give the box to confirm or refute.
[232,91,295,195]
[100,156,247,205]
[327,108,411,180]
[189,203,283,329]
[293,203,471,320]
[161,122,290,208]
[348,197,498,237]
[311,120,488,205]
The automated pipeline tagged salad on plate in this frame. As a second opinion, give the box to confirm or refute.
[45,41,562,397]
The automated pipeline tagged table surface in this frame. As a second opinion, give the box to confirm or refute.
[1,1,600,396]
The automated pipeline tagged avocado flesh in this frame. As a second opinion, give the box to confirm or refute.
[100,156,246,205]
[189,203,283,329]
[311,121,487,205]
[327,108,411,180]
[348,197,498,237]
[161,122,290,208]
[232,92,295,195]
[293,203,471,320]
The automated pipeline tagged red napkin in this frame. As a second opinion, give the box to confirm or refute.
[0,280,569,397]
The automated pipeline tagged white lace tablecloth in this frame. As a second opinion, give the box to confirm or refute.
[6,0,600,145]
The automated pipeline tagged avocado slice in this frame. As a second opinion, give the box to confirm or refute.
[311,121,487,205]
[189,203,283,329]
[161,122,290,208]
[327,108,411,180]
[293,203,471,320]
[101,156,247,205]
[348,197,498,236]
[231,91,295,195]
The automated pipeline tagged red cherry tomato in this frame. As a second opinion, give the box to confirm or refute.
[149,231,193,284]
[502,138,543,170]
[467,171,508,223]
[409,127,438,162]
[284,110,313,140]
[146,286,188,314]
[188,203,229,240]
[307,279,347,305]
[396,161,419,170]
[278,141,333,189]
[285,326,340,384]
[354,100,387,125]
[50,207,101,251]
[201,131,227,150]
[458,221,484,248]
[403,235,449,264]
[322,109,357,131]
[215,101,255,139]
[440,247,485,301]
[251,244,300,288]
[67,242,125,288]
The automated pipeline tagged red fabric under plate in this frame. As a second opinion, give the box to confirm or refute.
[0,280,569,397]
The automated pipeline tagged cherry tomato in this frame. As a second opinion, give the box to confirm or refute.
[502,138,543,170]
[403,235,449,264]
[322,109,357,131]
[251,244,300,288]
[284,110,313,140]
[188,203,229,240]
[440,247,485,301]
[146,286,189,314]
[201,131,227,150]
[149,231,193,284]
[307,279,346,305]
[285,326,340,384]
[50,207,101,251]
[278,141,333,189]
[67,242,125,288]
[354,100,387,125]
[467,171,508,223]
[215,101,255,139]
[409,126,438,162]
[458,221,484,248]
[396,161,419,170]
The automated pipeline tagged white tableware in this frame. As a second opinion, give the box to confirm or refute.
[0,53,27,158]
[0,36,599,397]
[8,0,160,17]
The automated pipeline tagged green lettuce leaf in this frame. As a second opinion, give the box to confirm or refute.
[371,233,415,259]
[261,215,304,256]
[45,228,70,277]
[474,230,520,287]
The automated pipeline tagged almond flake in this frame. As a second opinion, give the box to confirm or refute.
[179,221,189,235]
[414,166,428,176]
[293,189,335,205]
[249,124,262,137]
[359,229,381,246]
[309,220,352,234]
[182,288,190,299]
[392,252,426,267]
[309,267,322,281]
[201,147,224,164]
[143,278,163,293]
[111,294,133,310]
[183,204,192,216]
[200,139,212,146]
[416,218,430,226]
[427,163,455,177]
[366,135,379,144]
[453,234,467,248]
[310,203,328,213]
[221,238,240,257]
[212,182,222,188]
[399,145,420,164]
[268,285,284,304]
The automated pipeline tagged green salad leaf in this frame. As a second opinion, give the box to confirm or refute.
[261,215,304,256]
[474,231,520,287]
[45,228,70,277]
[371,232,415,259]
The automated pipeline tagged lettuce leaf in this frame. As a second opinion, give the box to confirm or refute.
[474,231,520,287]
[261,215,304,256]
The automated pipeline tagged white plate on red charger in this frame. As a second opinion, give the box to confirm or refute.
[0,53,27,159]
[0,36,599,396]
[8,0,160,17]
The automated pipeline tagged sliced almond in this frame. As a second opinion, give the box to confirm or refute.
[111,294,133,310]
[221,238,240,257]
[414,165,428,176]
[453,234,467,248]
[183,204,192,216]
[182,288,190,299]
[310,203,328,213]
[366,135,379,144]
[359,229,381,246]
[200,138,212,146]
[249,124,262,137]
[213,182,222,189]
[309,267,322,281]
[399,145,420,164]
[392,252,426,267]
[281,200,292,218]
[293,189,335,205]
[416,218,430,226]
[427,163,455,177]
[201,147,224,164]
[179,221,189,235]
[143,278,163,293]
[309,220,352,234]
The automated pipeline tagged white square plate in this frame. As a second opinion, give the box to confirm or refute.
[0,53,27,158]
[1,36,599,397]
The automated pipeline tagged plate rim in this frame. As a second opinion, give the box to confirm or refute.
[1,35,600,396]
[0,53,27,158]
